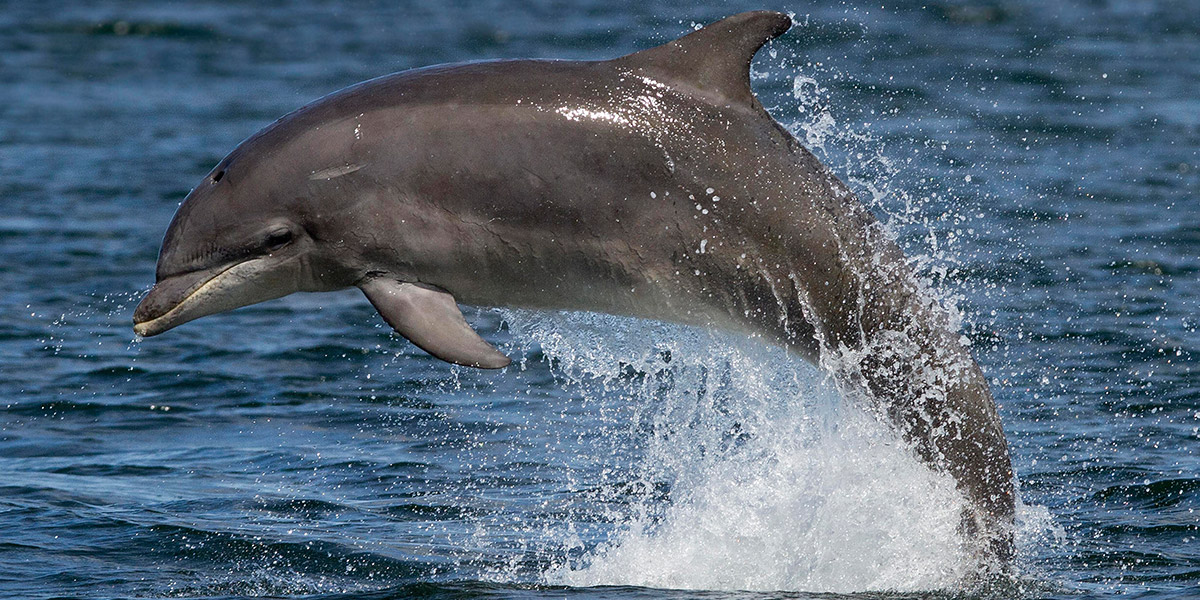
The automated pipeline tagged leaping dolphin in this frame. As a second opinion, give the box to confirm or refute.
[133,11,1015,570]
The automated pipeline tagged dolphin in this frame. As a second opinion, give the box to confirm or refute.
[133,11,1014,570]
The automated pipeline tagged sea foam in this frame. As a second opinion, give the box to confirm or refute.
[502,310,972,593]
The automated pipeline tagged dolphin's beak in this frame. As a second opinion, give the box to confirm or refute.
[133,263,236,337]
[133,257,293,337]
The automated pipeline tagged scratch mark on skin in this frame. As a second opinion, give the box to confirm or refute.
[309,163,365,180]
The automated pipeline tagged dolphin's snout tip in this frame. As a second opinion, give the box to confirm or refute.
[132,311,159,338]
[132,302,150,329]
[132,286,169,337]
[131,319,154,338]
[132,307,174,337]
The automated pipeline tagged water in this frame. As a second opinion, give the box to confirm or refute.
[1,1,1196,598]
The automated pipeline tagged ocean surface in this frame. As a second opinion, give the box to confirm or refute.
[1,1,1196,598]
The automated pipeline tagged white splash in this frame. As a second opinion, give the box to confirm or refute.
[502,311,972,593]
[550,410,970,593]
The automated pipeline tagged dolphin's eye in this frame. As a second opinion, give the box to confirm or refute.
[212,170,225,183]
[264,229,294,252]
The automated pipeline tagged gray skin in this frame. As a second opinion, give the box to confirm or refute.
[133,12,1014,570]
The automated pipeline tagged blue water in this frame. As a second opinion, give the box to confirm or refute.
[1,1,1196,598]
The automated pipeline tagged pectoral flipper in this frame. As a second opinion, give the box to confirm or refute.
[360,278,511,369]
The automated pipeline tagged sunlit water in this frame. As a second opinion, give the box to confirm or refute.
[1,1,1196,599]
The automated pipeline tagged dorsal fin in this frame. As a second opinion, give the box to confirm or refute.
[613,11,792,109]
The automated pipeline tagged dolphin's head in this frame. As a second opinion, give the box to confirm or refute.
[133,131,364,338]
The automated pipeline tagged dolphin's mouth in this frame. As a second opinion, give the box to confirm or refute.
[132,250,309,339]
[133,255,301,337]
[133,262,244,337]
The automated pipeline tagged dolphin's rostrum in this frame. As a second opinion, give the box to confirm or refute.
[134,12,1015,572]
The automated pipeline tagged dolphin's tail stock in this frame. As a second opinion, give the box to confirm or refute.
[829,260,1018,572]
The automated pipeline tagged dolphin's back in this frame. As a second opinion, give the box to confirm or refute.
[239,11,795,171]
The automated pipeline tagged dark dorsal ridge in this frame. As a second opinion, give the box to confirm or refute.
[614,11,792,110]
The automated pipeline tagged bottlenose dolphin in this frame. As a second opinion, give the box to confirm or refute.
[133,11,1014,569]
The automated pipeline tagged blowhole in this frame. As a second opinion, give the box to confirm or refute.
[212,170,225,183]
